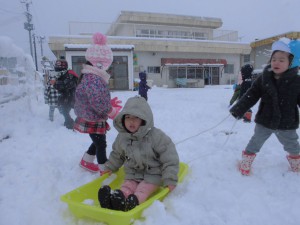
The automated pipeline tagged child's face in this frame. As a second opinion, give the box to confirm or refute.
[271,51,290,75]
[124,115,143,133]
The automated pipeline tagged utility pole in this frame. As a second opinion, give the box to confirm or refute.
[37,36,45,57]
[32,34,38,71]
[21,0,34,59]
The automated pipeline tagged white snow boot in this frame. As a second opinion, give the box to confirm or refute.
[286,155,300,172]
[239,150,256,175]
[79,152,99,173]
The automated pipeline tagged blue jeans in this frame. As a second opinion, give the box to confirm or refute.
[246,124,300,155]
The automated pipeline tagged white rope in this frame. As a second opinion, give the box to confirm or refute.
[175,114,232,145]
[221,118,238,146]
[174,114,239,164]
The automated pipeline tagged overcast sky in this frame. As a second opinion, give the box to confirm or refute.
[1,0,299,60]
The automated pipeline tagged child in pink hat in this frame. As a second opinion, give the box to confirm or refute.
[74,32,122,175]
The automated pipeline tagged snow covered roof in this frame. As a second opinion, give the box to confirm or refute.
[165,63,200,66]
[64,44,134,50]
[162,58,227,66]
[202,63,225,66]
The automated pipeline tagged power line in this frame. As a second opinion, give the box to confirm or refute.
[0,15,23,27]
[0,7,23,15]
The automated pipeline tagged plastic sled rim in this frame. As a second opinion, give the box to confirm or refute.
[61,162,189,220]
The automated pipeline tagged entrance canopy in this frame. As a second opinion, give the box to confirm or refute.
[161,58,226,85]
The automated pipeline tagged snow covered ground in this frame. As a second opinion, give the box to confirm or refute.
[1,85,300,225]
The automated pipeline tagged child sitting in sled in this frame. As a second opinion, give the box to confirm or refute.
[98,96,179,211]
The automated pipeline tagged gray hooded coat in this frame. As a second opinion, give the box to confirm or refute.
[105,96,179,187]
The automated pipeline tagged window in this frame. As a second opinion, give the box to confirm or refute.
[169,67,177,79]
[114,56,127,63]
[147,66,160,73]
[178,67,186,78]
[196,67,204,79]
[243,54,250,63]
[194,32,207,40]
[136,28,208,40]
[71,56,86,76]
[136,29,150,37]
[169,66,206,79]
[187,67,196,79]
[224,64,234,73]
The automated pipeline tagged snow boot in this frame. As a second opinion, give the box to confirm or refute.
[110,189,126,211]
[98,185,112,209]
[243,111,252,123]
[239,150,256,175]
[79,152,99,173]
[125,194,139,211]
[286,155,300,172]
[64,118,74,129]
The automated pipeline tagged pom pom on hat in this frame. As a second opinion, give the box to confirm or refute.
[93,32,107,45]
[85,32,113,70]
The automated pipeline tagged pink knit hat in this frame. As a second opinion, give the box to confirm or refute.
[85,32,113,70]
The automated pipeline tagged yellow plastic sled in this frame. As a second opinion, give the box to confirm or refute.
[61,162,188,225]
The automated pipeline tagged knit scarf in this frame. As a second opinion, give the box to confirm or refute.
[81,64,110,84]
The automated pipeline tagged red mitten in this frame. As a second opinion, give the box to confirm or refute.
[108,97,122,119]
[111,97,122,107]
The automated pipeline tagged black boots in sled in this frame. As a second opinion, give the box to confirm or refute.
[98,185,139,211]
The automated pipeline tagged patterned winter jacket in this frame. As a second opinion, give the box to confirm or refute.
[44,72,59,106]
[105,96,179,187]
[74,65,111,121]
[230,65,300,130]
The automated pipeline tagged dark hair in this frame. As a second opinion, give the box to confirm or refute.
[77,61,94,84]
[85,61,93,66]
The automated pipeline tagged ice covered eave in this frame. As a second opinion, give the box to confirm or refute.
[64,44,135,50]
[164,63,200,66]
[164,63,225,66]
[202,63,225,66]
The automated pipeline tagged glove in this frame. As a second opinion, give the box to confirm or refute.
[111,97,122,107]
[108,97,122,119]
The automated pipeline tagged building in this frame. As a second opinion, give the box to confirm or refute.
[48,11,251,90]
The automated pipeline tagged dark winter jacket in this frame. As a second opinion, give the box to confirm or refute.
[230,65,300,130]
[54,70,78,108]
[239,64,253,98]
[138,72,150,100]
[105,96,179,187]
